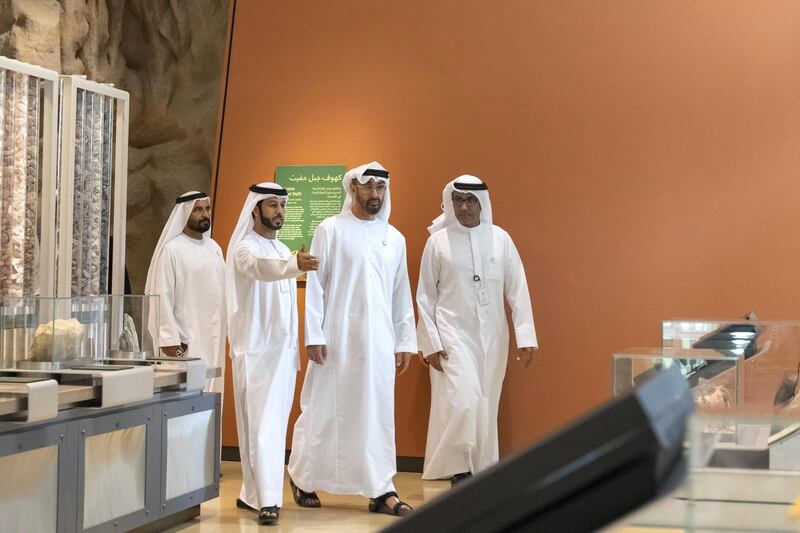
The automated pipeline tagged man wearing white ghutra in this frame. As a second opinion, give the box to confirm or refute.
[416,175,538,486]
[145,191,226,393]
[226,183,318,525]
[288,162,417,517]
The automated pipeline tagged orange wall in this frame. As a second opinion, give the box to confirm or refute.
[214,1,800,456]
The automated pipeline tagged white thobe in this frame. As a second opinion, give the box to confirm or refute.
[288,211,417,498]
[152,233,227,394]
[416,223,537,479]
[229,233,302,509]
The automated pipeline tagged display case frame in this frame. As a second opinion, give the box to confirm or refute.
[0,56,60,298]
[56,75,129,298]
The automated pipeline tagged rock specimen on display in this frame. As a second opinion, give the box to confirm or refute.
[774,364,800,408]
[29,317,86,362]
[118,312,139,353]
[693,378,733,410]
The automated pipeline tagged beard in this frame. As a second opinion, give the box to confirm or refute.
[260,210,283,230]
[188,218,211,233]
[363,198,382,215]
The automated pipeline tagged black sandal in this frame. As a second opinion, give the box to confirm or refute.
[368,491,413,516]
[258,506,279,525]
[451,471,472,487]
[235,498,256,512]
[289,477,321,508]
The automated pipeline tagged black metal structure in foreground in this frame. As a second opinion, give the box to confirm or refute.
[384,367,694,533]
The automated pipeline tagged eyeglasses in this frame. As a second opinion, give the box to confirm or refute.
[452,196,479,207]
[355,182,387,192]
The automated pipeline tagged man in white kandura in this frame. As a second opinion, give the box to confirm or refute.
[226,183,319,525]
[288,162,417,516]
[145,191,226,394]
[417,175,538,486]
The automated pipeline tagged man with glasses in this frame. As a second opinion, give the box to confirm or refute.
[288,162,417,517]
[416,175,538,486]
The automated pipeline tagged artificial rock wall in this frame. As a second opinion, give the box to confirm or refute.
[0,0,229,292]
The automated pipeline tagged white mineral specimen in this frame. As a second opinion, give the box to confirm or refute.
[29,318,86,362]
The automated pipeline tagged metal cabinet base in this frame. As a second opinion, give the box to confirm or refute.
[0,391,220,533]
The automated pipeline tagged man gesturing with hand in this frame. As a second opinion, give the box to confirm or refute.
[226,183,318,525]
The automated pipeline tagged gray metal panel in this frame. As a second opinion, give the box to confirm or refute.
[0,423,65,457]
[0,423,75,533]
[0,390,218,533]
[144,404,162,525]
[160,393,220,518]
[60,422,80,533]
[77,406,155,533]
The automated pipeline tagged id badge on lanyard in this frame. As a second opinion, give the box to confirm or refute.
[470,233,490,306]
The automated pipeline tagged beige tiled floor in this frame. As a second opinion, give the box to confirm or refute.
[163,461,450,532]
[163,461,680,532]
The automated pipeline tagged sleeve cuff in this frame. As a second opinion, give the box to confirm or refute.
[515,326,538,349]
[394,342,418,354]
[417,331,443,358]
[160,337,181,348]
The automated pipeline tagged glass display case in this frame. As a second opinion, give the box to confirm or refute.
[107,294,159,360]
[613,347,740,408]
[615,320,800,413]
[614,319,800,530]
[617,411,800,532]
[661,319,800,411]
[0,294,158,369]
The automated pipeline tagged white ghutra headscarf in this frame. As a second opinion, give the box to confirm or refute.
[224,182,289,324]
[341,161,392,222]
[427,175,493,235]
[144,191,211,296]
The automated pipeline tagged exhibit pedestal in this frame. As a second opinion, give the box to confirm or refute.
[0,390,220,533]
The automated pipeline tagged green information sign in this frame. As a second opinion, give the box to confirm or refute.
[275,165,346,252]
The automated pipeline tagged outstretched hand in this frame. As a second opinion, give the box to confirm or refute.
[297,243,319,272]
